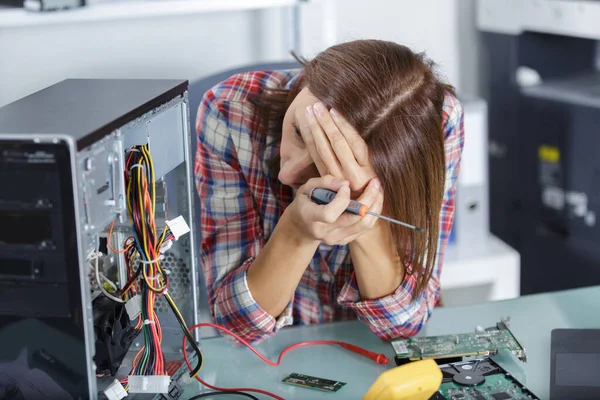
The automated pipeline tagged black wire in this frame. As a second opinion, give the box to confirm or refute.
[164,293,203,377]
[122,259,142,293]
[188,391,260,400]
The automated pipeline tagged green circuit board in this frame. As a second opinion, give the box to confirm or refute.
[391,319,527,363]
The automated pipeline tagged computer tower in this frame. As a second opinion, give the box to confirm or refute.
[0,79,199,399]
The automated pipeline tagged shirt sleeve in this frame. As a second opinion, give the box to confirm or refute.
[194,90,294,344]
[337,93,465,341]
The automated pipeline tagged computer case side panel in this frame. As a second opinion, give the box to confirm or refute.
[0,135,96,399]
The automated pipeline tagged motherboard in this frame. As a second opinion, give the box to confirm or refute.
[391,318,526,365]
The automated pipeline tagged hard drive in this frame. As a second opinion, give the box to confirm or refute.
[431,357,539,400]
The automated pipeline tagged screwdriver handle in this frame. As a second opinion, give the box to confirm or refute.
[308,188,369,217]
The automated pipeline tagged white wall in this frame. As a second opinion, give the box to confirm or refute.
[0,0,481,107]
[457,0,482,98]
[0,7,294,107]
[299,0,481,97]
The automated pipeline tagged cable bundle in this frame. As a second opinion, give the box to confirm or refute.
[103,145,202,389]
[122,145,168,379]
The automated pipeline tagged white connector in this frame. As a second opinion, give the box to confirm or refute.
[165,216,190,240]
[104,379,128,400]
[159,239,173,254]
[178,372,194,386]
[128,375,170,394]
[125,294,142,320]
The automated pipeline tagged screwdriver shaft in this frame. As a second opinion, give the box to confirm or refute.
[366,211,424,232]
[308,187,424,232]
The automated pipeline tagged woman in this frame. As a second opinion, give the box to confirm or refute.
[194,39,464,344]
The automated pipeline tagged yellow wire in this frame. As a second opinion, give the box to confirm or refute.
[137,162,151,266]
[141,262,166,292]
[126,148,136,218]
[141,146,156,217]
[126,172,132,217]
[157,227,167,252]
[138,145,164,291]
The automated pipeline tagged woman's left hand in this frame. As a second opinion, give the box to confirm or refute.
[304,102,377,194]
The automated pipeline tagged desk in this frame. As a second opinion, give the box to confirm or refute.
[174,285,600,399]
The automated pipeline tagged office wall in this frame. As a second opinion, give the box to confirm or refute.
[0,1,481,106]
[299,0,481,97]
[0,8,294,107]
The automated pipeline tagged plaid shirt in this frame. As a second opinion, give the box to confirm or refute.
[194,69,464,344]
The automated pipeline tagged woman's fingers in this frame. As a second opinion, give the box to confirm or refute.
[300,121,329,177]
[306,105,344,178]
[300,175,348,194]
[330,108,370,167]
[313,103,357,172]
[319,184,351,224]
[349,178,383,230]
[357,178,382,208]
[299,175,351,224]
[322,178,383,244]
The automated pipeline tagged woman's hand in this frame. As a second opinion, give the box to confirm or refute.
[304,102,377,194]
[286,175,383,246]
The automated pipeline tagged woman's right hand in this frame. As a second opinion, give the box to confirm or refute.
[284,174,381,246]
[284,175,351,244]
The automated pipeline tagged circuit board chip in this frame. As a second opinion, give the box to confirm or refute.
[282,373,346,392]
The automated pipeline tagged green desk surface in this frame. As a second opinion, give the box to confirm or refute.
[177,285,600,399]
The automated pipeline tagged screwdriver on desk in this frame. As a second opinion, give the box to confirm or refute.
[308,187,424,232]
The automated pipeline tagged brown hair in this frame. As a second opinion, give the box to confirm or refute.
[250,39,453,299]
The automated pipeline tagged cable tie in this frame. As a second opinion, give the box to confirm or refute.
[125,148,141,153]
[144,319,155,325]
[129,164,146,174]
[138,255,164,265]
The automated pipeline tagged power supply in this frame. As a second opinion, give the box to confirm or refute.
[0,79,200,399]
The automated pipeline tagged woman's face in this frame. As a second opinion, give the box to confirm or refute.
[278,87,321,189]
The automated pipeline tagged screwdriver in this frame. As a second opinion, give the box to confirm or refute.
[308,187,424,232]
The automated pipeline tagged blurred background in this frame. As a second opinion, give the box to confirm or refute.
[1,0,598,308]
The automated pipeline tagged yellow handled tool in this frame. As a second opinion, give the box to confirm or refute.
[363,359,442,400]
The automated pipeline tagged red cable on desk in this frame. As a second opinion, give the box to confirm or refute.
[182,322,390,400]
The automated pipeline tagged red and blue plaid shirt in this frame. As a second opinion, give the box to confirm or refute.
[194,69,464,344]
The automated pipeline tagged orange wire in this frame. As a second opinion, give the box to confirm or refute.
[131,345,144,371]
[107,220,129,254]
[148,292,165,374]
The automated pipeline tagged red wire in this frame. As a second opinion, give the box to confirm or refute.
[182,325,284,400]
[182,322,389,400]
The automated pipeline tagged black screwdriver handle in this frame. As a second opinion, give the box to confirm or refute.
[308,188,368,216]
